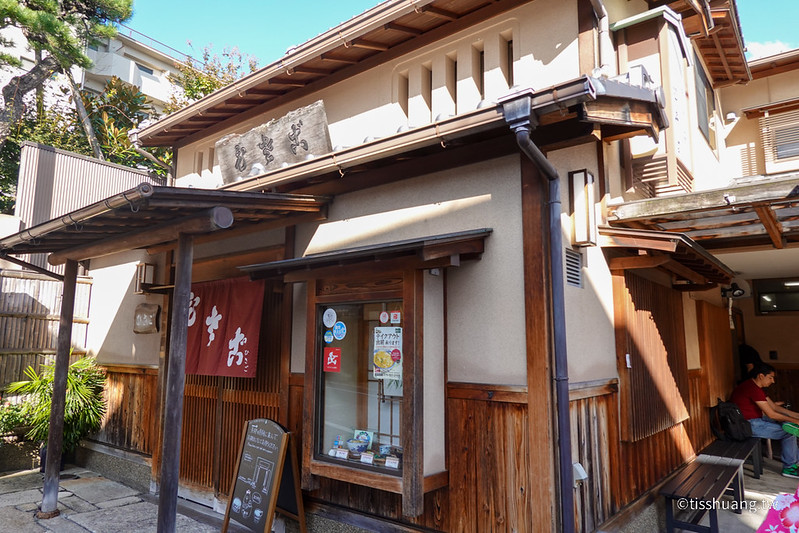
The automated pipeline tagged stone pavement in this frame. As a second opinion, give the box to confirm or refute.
[0,466,242,533]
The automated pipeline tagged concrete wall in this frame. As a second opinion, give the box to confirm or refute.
[87,250,165,366]
[175,0,580,188]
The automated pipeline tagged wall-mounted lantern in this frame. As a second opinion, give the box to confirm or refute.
[134,262,156,294]
[569,169,598,246]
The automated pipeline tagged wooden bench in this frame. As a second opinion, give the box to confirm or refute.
[699,437,762,479]
[660,457,744,533]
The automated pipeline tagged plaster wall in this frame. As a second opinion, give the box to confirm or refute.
[720,69,799,178]
[548,143,619,383]
[423,272,446,475]
[175,0,580,187]
[290,154,527,385]
[87,249,165,366]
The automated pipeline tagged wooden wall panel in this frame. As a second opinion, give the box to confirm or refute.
[95,366,158,455]
[616,272,689,442]
[696,300,735,404]
[771,366,799,409]
[289,376,537,531]
[177,282,284,495]
[570,386,619,533]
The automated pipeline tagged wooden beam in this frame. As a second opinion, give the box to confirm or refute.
[292,65,333,76]
[711,33,733,81]
[319,52,358,64]
[348,38,389,51]
[597,233,679,253]
[421,5,458,20]
[385,22,423,35]
[37,259,78,518]
[661,258,707,284]
[48,207,234,265]
[608,254,671,271]
[156,234,193,533]
[755,205,785,249]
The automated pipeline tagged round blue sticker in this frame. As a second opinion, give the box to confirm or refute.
[333,321,347,340]
[323,330,334,343]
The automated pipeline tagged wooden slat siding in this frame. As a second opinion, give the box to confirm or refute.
[177,282,285,496]
[0,272,91,387]
[94,366,158,455]
[696,300,735,404]
[569,383,619,533]
[684,370,713,450]
[616,272,689,441]
[520,155,555,530]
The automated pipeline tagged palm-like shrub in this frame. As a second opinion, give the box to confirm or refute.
[5,357,106,454]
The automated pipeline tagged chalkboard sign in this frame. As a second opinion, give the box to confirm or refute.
[222,419,306,533]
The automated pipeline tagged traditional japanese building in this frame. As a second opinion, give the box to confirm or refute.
[2,0,799,531]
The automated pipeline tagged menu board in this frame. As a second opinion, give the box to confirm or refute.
[222,419,305,533]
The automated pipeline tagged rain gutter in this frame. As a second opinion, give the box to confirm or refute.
[498,88,574,533]
[0,183,155,252]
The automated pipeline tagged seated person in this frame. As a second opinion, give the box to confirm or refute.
[729,362,799,478]
[738,343,763,382]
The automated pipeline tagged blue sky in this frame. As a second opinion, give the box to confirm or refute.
[125,0,799,66]
[126,0,378,66]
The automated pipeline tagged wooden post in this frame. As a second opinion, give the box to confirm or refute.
[38,259,78,517]
[157,233,194,533]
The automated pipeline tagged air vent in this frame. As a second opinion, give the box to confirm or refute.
[565,249,583,288]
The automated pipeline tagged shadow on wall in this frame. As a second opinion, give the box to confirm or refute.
[94,272,161,366]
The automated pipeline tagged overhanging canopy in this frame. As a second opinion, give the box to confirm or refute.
[0,183,330,268]
[599,226,734,289]
[607,173,799,250]
[240,228,492,281]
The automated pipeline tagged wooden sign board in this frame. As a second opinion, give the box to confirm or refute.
[222,419,306,533]
[216,100,332,185]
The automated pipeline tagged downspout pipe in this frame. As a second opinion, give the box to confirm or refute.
[501,95,574,533]
[589,0,614,77]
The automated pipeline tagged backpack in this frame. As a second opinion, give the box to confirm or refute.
[710,399,753,441]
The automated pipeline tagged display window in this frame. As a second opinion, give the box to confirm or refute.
[315,301,404,473]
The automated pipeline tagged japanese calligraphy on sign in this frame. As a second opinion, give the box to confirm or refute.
[186,277,266,378]
[216,100,332,184]
[373,327,402,381]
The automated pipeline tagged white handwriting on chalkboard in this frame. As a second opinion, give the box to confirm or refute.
[247,434,278,451]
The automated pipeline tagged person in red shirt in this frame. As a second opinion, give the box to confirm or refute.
[730,362,799,478]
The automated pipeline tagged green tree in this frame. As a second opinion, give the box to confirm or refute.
[81,76,172,174]
[0,0,133,147]
[165,44,259,113]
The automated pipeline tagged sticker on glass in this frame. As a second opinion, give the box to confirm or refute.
[324,347,341,372]
[333,321,347,340]
[390,311,401,324]
[323,330,334,343]
[323,308,337,328]
[379,311,389,324]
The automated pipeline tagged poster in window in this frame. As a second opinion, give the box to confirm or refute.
[373,327,402,381]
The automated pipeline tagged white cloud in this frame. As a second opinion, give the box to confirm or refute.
[746,40,796,60]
